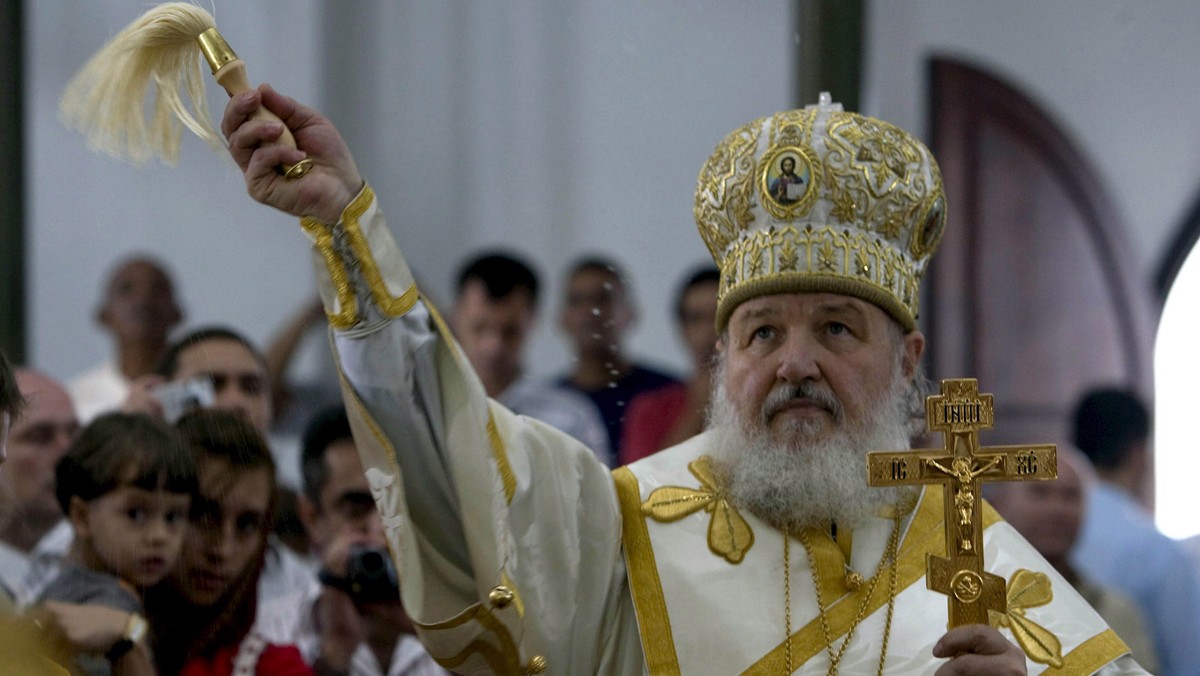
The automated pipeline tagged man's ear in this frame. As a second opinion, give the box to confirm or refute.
[96,301,113,330]
[68,496,91,540]
[296,493,320,542]
[166,299,183,329]
[902,330,926,381]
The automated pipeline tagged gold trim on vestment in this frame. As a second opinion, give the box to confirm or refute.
[501,570,526,619]
[335,364,406,500]
[300,219,357,329]
[613,467,682,675]
[1055,628,1129,675]
[412,602,524,674]
[302,185,420,327]
[486,414,516,505]
[335,356,522,672]
[342,185,418,317]
[423,298,518,505]
[435,640,509,674]
[326,277,526,672]
[744,485,947,674]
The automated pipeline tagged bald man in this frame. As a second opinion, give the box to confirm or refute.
[70,256,183,423]
[0,370,79,598]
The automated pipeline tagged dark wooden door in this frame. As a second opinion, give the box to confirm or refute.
[925,58,1156,448]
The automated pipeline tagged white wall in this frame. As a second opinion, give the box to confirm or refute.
[26,1,797,385]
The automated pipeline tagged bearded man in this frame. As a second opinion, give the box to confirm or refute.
[221,85,1145,674]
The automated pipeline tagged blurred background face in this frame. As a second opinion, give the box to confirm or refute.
[561,268,633,355]
[172,339,272,433]
[308,438,384,554]
[994,458,1085,563]
[4,371,79,527]
[453,280,535,396]
[678,280,719,370]
[99,259,180,344]
[176,458,271,606]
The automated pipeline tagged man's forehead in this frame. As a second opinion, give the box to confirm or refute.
[107,259,172,292]
[13,370,76,422]
[459,280,535,314]
[569,267,622,292]
[176,339,265,373]
[323,439,369,493]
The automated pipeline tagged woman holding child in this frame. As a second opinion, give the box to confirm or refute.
[148,409,311,675]
[35,409,310,674]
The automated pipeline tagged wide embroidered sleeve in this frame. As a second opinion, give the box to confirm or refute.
[300,185,636,675]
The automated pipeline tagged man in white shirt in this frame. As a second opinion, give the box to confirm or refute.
[68,256,182,423]
[451,252,611,464]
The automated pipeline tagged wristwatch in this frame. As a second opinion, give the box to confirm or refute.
[106,612,148,661]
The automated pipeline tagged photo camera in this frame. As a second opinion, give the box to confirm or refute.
[320,545,401,605]
[154,376,216,423]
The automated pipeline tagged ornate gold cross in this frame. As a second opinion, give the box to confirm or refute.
[866,378,1056,627]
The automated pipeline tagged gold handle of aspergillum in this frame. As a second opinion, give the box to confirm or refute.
[197,28,313,180]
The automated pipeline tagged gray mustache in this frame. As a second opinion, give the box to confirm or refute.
[761,383,844,423]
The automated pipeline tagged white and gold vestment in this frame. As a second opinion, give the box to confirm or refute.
[302,186,1145,675]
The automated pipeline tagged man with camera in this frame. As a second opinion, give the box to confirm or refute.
[297,407,445,676]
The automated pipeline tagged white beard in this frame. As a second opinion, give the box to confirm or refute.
[708,355,920,531]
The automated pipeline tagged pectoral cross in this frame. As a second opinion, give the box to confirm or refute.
[866,378,1056,627]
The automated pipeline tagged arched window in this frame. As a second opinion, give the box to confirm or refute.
[1154,201,1200,538]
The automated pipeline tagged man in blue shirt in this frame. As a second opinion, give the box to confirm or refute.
[1071,387,1200,676]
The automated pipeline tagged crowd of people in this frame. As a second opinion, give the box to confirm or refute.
[0,242,718,674]
[0,85,1187,674]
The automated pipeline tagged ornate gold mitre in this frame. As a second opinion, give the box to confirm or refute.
[694,93,947,331]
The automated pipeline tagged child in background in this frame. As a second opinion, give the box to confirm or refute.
[38,412,197,674]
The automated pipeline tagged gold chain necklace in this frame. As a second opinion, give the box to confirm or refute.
[782,514,901,675]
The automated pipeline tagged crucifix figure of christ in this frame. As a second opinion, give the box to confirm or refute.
[866,378,1057,628]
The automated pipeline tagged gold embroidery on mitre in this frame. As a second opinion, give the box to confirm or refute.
[718,225,920,332]
[990,568,1064,668]
[641,455,754,564]
[693,99,946,333]
[694,119,762,264]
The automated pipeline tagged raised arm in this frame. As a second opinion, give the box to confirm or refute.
[221,87,631,675]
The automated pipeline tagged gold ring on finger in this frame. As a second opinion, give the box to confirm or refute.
[284,158,315,180]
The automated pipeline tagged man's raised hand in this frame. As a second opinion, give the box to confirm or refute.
[222,84,364,224]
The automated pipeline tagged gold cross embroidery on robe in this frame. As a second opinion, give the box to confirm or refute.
[641,455,754,563]
[995,568,1064,668]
